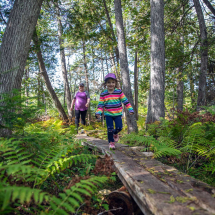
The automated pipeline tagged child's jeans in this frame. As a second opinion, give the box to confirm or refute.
[105,115,123,143]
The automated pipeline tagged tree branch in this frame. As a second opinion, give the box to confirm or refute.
[202,0,215,18]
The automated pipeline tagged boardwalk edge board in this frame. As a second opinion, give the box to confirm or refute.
[76,135,215,215]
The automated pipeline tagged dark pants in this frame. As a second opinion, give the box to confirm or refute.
[75,110,87,127]
[105,115,123,143]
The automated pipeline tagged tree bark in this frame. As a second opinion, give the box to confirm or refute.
[24,68,29,106]
[114,0,138,133]
[33,31,68,121]
[134,51,139,120]
[193,0,208,110]
[55,3,72,119]
[37,74,41,107]
[176,67,184,111]
[0,0,43,136]
[83,40,91,123]
[146,0,165,123]
[188,71,196,108]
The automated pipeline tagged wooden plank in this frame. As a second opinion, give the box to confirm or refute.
[131,148,215,214]
[75,135,215,215]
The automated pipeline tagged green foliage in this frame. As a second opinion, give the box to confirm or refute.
[46,176,108,214]
[200,105,215,115]
[120,133,181,158]
[0,89,38,133]
[0,119,108,214]
[132,111,215,186]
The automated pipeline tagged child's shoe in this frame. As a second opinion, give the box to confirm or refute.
[113,134,119,142]
[109,142,115,150]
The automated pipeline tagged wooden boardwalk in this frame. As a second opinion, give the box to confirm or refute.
[76,134,215,215]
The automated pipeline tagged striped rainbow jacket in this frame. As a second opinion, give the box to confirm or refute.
[96,88,134,117]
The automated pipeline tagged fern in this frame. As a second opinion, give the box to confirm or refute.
[45,176,108,215]
[121,134,181,158]
[181,122,214,157]
[0,137,108,214]
[0,182,50,210]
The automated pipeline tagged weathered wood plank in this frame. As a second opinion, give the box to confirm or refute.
[131,148,215,214]
[75,134,215,215]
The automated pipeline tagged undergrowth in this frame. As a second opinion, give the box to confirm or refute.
[0,118,117,214]
[120,110,215,186]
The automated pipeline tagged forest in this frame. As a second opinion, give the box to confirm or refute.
[0,0,215,214]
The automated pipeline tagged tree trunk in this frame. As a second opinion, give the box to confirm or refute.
[24,68,29,106]
[146,0,165,123]
[188,71,196,108]
[92,46,96,81]
[0,0,43,136]
[193,0,208,110]
[83,40,91,123]
[101,44,105,81]
[110,51,118,75]
[55,3,72,118]
[176,8,184,112]
[105,51,109,73]
[37,74,41,107]
[176,67,184,111]
[114,0,138,133]
[134,51,139,120]
[40,78,47,114]
[33,31,68,121]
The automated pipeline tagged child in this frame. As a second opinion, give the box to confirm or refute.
[95,73,134,149]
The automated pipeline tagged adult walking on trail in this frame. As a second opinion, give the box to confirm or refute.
[71,83,90,130]
[96,73,134,149]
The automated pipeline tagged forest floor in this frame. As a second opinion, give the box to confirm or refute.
[1,109,214,214]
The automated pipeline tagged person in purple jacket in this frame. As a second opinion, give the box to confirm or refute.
[70,83,90,129]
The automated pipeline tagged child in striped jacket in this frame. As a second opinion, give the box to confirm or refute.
[96,73,134,149]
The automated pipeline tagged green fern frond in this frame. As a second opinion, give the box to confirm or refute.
[0,163,46,179]
[47,176,108,215]
[46,154,96,175]
[0,183,50,210]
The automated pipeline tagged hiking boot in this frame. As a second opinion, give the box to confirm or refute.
[109,142,115,150]
[113,134,119,143]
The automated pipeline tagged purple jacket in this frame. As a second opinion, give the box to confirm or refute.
[74,91,90,111]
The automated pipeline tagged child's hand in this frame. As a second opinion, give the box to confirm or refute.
[96,115,101,119]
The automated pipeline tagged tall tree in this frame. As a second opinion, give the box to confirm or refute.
[176,6,185,111]
[54,2,72,119]
[32,31,69,121]
[0,0,43,136]
[193,0,208,109]
[114,0,138,133]
[146,0,165,123]
[83,40,91,122]
[134,51,139,120]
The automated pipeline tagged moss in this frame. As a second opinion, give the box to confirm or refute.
[187,206,196,211]
[185,189,193,193]
[168,195,175,203]
[176,196,196,203]
[158,191,170,194]
[160,178,167,183]
[148,189,156,194]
